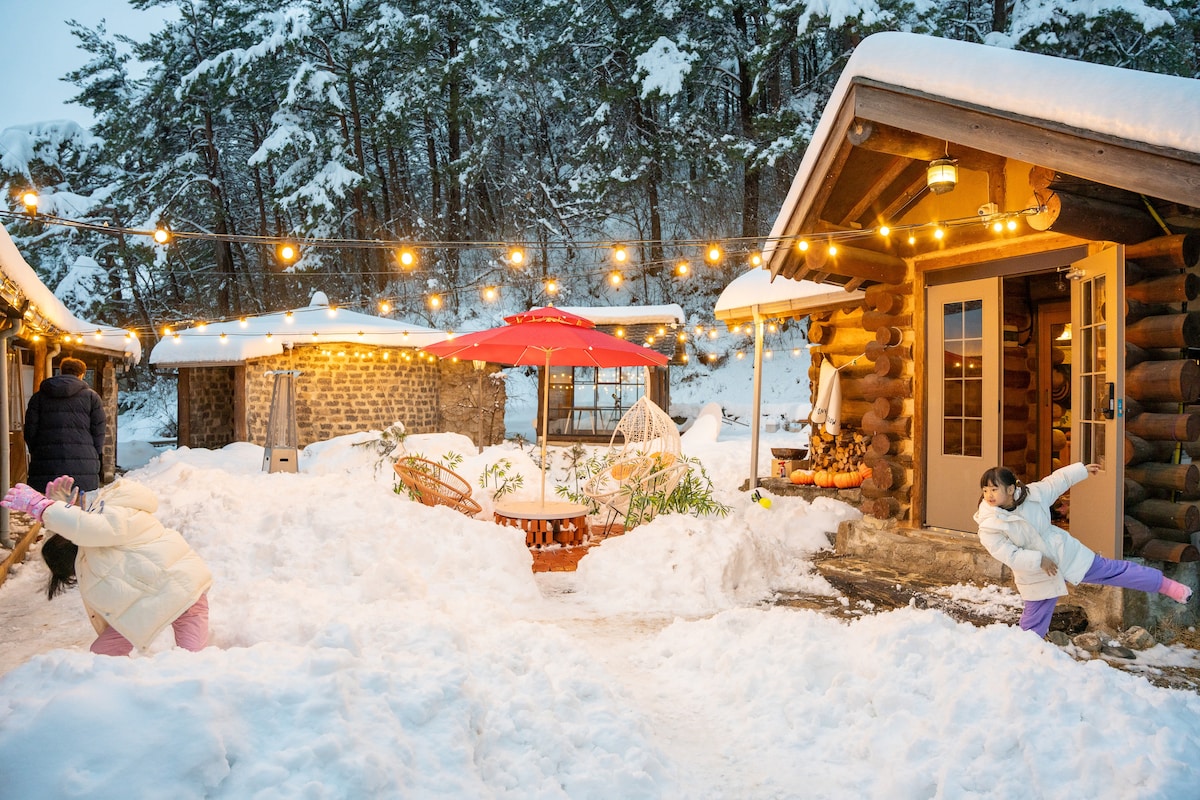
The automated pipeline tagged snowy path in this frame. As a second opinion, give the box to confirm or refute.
[533,572,779,800]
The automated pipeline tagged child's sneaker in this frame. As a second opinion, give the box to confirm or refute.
[1160,577,1193,604]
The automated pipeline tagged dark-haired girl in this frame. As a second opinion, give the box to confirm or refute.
[974,462,1192,637]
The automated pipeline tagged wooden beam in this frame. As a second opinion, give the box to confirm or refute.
[847,118,1007,173]
[1027,191,1164,243]
[852,82,1200,208]
[838,154,913,227]
[914,232,1086,272]
[786,244,907,285]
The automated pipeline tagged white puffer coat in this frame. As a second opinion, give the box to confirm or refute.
[42,480,212,650]
[972,462,1096,601]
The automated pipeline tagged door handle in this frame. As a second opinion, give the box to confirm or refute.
[1102,382,1115,419]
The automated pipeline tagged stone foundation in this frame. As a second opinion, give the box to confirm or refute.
[836,517,1199,634]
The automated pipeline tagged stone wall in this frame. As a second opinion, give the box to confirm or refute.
[436,360,507,450]
[100,360,118,482]
[181,346,506,449]
[246,347,440,446]
[184,366,237,449]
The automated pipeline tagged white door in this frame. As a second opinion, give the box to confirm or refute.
[926,279,1001,531]
[1069,247,1124,558]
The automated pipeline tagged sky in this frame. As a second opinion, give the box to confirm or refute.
[1,374,1200,797]
[0,0,171,131]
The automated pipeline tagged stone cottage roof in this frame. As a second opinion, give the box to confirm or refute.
[149,291,448,368]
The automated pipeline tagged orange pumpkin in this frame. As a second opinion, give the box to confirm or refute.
[814,469,834,488]
[834,471,863,488]
[859,465,873,480]
[789,469,814,485]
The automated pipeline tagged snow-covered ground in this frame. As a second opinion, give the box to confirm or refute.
[2,356,1200,798]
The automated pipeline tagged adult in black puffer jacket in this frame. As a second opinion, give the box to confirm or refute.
[24,357,106,494]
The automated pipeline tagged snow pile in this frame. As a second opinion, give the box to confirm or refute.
[1,431,1200,798]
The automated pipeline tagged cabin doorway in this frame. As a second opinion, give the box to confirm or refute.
[924,247,1123,551]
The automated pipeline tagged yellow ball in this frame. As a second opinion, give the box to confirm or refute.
[757,496,772,509]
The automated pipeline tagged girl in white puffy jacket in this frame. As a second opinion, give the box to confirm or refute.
[5,476,212,656]
[974,462,1192,637]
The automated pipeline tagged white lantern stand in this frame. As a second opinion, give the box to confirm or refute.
[263,370,302,473]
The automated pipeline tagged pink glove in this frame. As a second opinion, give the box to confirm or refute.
[45,476,79,505]
[2,483,54,521]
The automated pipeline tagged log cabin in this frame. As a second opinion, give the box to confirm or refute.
[755,32,1200,632]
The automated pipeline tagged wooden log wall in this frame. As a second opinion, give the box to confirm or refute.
[808,284,915,521]
[1122,233,1200,563]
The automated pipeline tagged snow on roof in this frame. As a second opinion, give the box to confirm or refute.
[764,31,1200,266]
[714,267,864,323]
[0,224,141,361]
[556,304,686,326]
[149,291,448,367]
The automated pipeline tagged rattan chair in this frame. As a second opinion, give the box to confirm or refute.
[394,456,483,517]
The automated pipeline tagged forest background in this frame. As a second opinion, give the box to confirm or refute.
[0,0,1196,401]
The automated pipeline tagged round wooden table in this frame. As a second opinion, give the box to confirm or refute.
[493,500,590,547]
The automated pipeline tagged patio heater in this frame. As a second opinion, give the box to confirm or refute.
[263,369,301,473]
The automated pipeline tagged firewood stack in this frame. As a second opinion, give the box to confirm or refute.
[808,282,914,521]
[809,430,871,472]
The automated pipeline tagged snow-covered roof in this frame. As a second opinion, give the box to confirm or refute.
[714,267,864,325]
[764,31,1200,270]
[0,224,141,361]
[555,304,686,326]
[149,291,448,367]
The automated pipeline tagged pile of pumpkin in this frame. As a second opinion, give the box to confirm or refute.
[789,462,872,489]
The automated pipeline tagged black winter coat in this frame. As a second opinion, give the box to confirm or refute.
[24,375,106,493]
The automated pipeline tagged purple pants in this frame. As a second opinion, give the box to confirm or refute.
[90,593,210,657]
[1019,556,1165,637]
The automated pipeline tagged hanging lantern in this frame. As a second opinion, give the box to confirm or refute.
[926,158,958,194]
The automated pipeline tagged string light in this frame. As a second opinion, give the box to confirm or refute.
[379,300,391,314]
[397,248,416,268]
[706,245,722,263]
[544,279,558,295]
[612,245,628,263]
[675,261,689,277]
[482,286,498,302]
[153,225,171,244]
[508,247,525,265]
[608,271,623,287]
[277,242,299,263]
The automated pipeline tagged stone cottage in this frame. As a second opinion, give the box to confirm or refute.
[149,292,505,452]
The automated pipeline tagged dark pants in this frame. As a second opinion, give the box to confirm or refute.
[1019,555,1164,637]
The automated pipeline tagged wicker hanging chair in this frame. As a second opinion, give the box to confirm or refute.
[583,396,685,529]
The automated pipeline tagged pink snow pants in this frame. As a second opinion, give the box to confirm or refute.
[90,593,210,657]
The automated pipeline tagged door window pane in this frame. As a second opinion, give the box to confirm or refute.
[942,300,985,457]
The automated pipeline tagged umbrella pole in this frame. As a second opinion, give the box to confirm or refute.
[540,351,551,506]
[749,307,764,490]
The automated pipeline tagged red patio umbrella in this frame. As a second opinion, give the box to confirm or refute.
[425,307,669,503]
